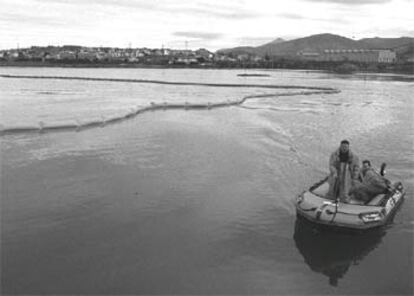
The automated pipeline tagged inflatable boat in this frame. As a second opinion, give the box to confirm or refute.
[296,176,405,230]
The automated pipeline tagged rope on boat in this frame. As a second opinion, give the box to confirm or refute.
[298,206,318,212]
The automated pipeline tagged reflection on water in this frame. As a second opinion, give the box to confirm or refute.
[293,216,386,287]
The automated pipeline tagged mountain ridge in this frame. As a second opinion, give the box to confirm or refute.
[217,33,414,58]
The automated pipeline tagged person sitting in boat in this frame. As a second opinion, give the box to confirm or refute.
[327,140,360,202]
[349,160,391,203]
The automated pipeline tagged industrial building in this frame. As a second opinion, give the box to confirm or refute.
[297,49,396,63]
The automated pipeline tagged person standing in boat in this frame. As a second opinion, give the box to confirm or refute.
[327,140,360,202]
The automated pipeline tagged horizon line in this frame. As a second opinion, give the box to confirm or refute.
[1,33,413,52]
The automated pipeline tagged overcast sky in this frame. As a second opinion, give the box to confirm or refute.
[1,0,413,51]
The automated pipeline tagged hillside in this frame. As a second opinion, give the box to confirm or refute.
[218,33,414,59]
[357,37,413,49]
[358,37,414,61]
[266,37,286,45]
[216,46,255,55]
[217,38,286,56]
[255,33,364,57]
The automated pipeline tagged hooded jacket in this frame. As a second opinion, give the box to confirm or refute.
[329,148,359,179]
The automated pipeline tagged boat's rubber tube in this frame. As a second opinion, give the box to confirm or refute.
[296,180,405,230]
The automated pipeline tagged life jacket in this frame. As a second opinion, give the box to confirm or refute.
[332,148,356,168]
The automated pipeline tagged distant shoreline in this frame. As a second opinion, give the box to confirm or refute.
[0,61,187,69]
[0,61,413,74]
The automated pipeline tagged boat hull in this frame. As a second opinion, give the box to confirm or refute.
[295,178,405,230]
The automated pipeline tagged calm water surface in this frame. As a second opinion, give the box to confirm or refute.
[1,67,413,294]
